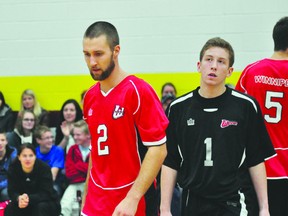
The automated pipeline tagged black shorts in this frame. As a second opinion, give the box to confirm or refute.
[181,189,258,216]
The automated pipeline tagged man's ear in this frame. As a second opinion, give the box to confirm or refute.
[113,45,120,57]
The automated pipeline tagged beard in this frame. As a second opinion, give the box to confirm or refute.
[90,56,115,81]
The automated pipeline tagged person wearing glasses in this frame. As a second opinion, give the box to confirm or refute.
[34,125,65,197]
[7,110,38,151]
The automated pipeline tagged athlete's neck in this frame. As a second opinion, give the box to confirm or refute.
[100,67,128,93]
[271,50,288,60]
[198,85,226,99]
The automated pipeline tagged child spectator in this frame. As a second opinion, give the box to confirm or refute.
[34,125,65,197]
[60,120,90,216]
[55,99,82,153]
[0,132,17,201]
[19,89,49,126]
[0,92,14,133]
[7,110,37,150]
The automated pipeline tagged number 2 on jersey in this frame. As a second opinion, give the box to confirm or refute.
[97,124,109,155]
[204,137,213,167]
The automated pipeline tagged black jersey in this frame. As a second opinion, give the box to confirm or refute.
[164,87,275,201]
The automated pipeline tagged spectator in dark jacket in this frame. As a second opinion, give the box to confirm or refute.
[5,144,61,216]
[0,132,17,201]
[0,92,14,133]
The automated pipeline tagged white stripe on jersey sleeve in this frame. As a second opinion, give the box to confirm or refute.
[231,90,258,112]
[129,80,141,115]
[167,92,193,117]
[143,136,167,146]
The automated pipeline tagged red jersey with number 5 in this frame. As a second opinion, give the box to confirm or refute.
[235,58,288,179]
[83,75,168,189]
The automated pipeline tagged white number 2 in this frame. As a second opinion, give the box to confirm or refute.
[204,137,213,167]
[97,124,109,156]
[264,91,283,123]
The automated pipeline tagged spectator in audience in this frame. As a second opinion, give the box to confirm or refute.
[19,89,49,126]
[161,82,177,98]
[7,110,37,150]
[34,125,65,197]
[161,93,176,111]
[55,99,83,153]
[0,91,14,133]
[61,120,90,216]
[4,144,61,216]
[0,132,17,201]
[159,83,181,216]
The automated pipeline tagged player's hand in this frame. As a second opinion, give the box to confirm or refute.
[112,197,138,216]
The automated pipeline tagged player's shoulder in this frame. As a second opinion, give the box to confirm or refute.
[166,90,194,116]
[243,58,272,74]
[126,75,150,87]
[230,88,260,112]
[125,75,155,93]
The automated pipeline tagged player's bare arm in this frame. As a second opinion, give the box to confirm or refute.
[160,165,178,216]
[112,144,167,216]
[249,162,270,216]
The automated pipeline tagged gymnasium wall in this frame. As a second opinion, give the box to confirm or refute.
[0,0,287,110]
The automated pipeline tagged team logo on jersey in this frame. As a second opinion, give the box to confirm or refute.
[187,118,195,126]
[88,108,93,116]
[113,105,124,119]
[220,119,238,128]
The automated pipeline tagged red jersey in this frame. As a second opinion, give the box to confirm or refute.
[83,75,168,189]
[235,58,288,179]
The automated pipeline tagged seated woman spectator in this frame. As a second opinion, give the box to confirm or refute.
[0,132,17,201]
[4,144,61,216]
[61,120,90,216]
[55,99,82,153]
[7,110,38,150]
[0,92,14,133]
[19,89,49,126]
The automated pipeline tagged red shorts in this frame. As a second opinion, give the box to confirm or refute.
[81,178,146,216]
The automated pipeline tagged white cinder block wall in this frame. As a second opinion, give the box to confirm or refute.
[0,0,287,76]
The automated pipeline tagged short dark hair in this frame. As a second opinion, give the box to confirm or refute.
[84,21,119,51]
[273,16,288,51]
[17,143,36,156]
[200,37,235,67]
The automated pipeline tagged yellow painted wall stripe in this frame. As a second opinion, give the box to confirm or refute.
[1,72,241,111]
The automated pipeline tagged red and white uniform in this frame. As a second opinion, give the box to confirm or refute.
[82,75,168,215]
[236,58,288,179]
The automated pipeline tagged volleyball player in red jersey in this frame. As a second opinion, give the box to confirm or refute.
[81,21,168,216]
[235,17,288,216]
